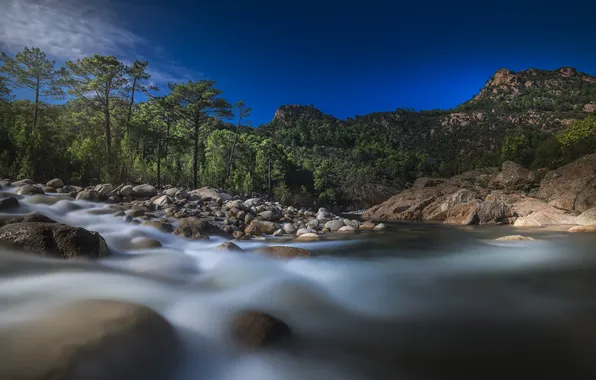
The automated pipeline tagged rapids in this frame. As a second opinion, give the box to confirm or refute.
[2,191,596,379]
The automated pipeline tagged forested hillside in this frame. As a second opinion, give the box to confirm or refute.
[1,47,596,210]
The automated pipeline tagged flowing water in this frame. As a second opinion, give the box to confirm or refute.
[2,192,596,379]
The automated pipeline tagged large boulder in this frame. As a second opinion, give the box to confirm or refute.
[16,184,45,195]
[0,196,19,211]
[191,187,232,202]
[249,220,279,234]
[511,197,578,226]
[537,153,596,212]
[0,299,180,380]
[477,201,513,224]
[490,161,536,191]
[132,184,157,198]
[258,246,312,259]
[324,219,345,232]
[93,183,113,197]
[230,311,292,348]
[0,222,109,259]
[119,185,134,196]
[76,189,100,202]
[46,178,65,189]
[444,201,480,225]
[172,217,210,240]
[578,208,596,226]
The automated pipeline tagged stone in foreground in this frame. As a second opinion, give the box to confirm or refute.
[568,225,596,233]
[258,246,312,259]
[0,299,179,380]
[216,241,243,251]
[230,311,292,349]
[0,222,109,259]
[496,235,536,241]
[295,232,320,241]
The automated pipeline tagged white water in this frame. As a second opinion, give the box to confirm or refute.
[2,191,596,379]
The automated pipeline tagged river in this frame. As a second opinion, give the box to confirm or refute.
[2,192,596,379]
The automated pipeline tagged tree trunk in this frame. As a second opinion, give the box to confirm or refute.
[126,77,137,133]
[157,138,162,188]
[193,114,199,189]
[164,119,171,159]
[104,81,111,154]
[32,77,40,135]
[225,104,243,187]
[268,149,272,196]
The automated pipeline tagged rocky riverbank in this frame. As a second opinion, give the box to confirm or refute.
[363,153,596,229]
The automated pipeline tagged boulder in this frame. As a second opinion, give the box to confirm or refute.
[282,223,297,234]
[93,183,113,197]
[578,208,596,226]
[259,246,312,259]
[244,198,262,208]
[132,184,157,198]
[11,179,35,186]
[119,185,134,196]
[296,227,317,236]
[537,153,596,212]
[338,225,357,233]
[43,186,57,193]
[490,161,536,191]
[444,201,480,225]
[16,184,45,195]
[7,212,57,224]
[152,195,171,209]
[259,210,278,221]
[373,223,387,231]
[249,220,279,234]
[324,219,345,232]
[130,237,163,249]
[568,225,596,233]
[191,187,233,202]
[359,221,377,230]
[295,232,320,242]
[513,210,578,227]
[142,221,174,233]
[125,208,145,218]
[0,299,179,380]
[307,219,320,229]
[46,178,64,189]
[217,241,243,251]
[0,222,109,259]
[164,187,179,197]
[0,196,19,211]
[230,311,291,348]
[496,235,536,241]
[477,201,513,224]
[76,189,100,202]
[172,217,210,240]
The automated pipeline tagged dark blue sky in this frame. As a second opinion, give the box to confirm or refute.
[5,0,596,125]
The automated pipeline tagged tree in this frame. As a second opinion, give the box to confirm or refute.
[123,60,157,127]
[60,55,126,154]
[0,47,63,133]
[225,100,251,186]
[168,80,232,188]
[0,75,11,101]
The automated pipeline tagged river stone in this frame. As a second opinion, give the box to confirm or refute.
[173,218,210,240]
[7,212,57,224]
[119,185,134,196]
[130,237,163,249]
[0,196,19,211]
[141,221,174,233]
[324,219,345,232]
[295,232,320,242]
[192,187,233,202]
[152,195,171,209]
[16,184,45,195]
[45,178,65,189]
[496,235,536,241]
[230,311,292,349]
[282,223,297,234]
[568,225,596,233]
[259,246,312,259]
[359,221,376,230]
[250,220,279,234]
[125,208,145,217]
[578,208,596,226]
[11,179,35,186]
[296,227,317,236]
[373,223,387,231]
[0,222,109,259]
[444,201,480,225]
[307,219,320,229]
[343,219,360,229]
[132,184,157,198]
[338,225,357,233]
[93,184,113,197]
[76,189,100,202]
[216,241,243,251]
[0,299,179,380]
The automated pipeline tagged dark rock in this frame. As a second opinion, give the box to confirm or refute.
[0,196,19,211]
[0,222,109,259]
[46,178,65,189]
[172,217,211,240]
[490,161,536,191]
[216,241,243,251]
[16,184,45,195]
[7,212,58,224]
[258,246,312,259]
[76,189,100,202]
[230,311,291,348]
[132,184,158,198]
[141,221,174,233]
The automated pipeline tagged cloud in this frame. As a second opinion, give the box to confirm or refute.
[0,0,201,84]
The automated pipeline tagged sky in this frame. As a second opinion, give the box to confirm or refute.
[1,0,596,125]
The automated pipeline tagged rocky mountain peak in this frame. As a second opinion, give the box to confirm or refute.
[488,68,520,87]
[272,105,333,124]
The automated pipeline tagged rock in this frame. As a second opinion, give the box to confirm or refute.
[249,220,280,234]
[244,198,262,208]
[46,178,64,189]
[16,184,45,195]
[444,201,480,225]
[142,221,174,233]
[43,186,57,193]
[173,218,210,240]
[11,179,35,186]
[125,208,145,217]
[295,232,320,242]
[282,223,297,234]
[191,186,233,202]
[130,237,163,249]
[132,184,157,198]
[244,223,262,236]
[513,209,578,227]
[343,219,360,229]
[119,184,134,196]
[93,183,113,197]
[259,246,312,259]
[0,196,19,211]
[537,153,596,212]
[359,221,376,230]
[496,235,536,241]
[216,241,243,251]
[373,223,386,231]
[259,210,278,221]
[152,195,171,209]
[338,225,357,233]
[273,229,284,236]
[76,189,100,202]
[307,219,320,229]
[164,187,179,197]
[232,231,246,240]
[316,211,331,220]
[296,227,317,236]
[324,219,345,232]
[490,161,536,191]
[0,222,109,259]
[7,212,57,224]
[578,208,596,226]
[230,311,291,348]
[568,225,596,233]
[0,299,179,380]
[477,201,513,224]
[174,189,188,200]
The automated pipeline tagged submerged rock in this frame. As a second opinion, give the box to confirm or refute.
[0,222,109,259]
[16,184,45,195]
[216,241,243,251]
[0,299,180,380]
[0,196,19,211]
[230,311,292,348]
[496,235,536,241]
[568,225,596,233]
[258,246,312,259]
[173,217,210,240]
[295,232,320,242]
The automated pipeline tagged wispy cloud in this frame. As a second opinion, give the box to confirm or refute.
[0,0,201,84]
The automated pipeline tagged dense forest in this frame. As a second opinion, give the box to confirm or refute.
[1,48,596,209]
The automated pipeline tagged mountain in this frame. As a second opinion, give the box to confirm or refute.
[255,67,596,208]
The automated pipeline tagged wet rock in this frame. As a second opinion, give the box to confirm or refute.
[359,221,376,230]
[46,178,65,189]
[125,208,145,218]
[0,299,180,380]
[282,223,297,234]
[490,161,536,191]
[85,208,118,215]
[7,212,57,224]
[496,235,536,241]
[259,246,312,259]
[295,232,320,242]
[249,220,279,234]
[216,241,243,251]
[568,225,596,233]
[130,237,163,249]
[0,196,19,211]
[16,184,45,195]
[244,223,262,236]
[119,185,134,196]
[43,186,57,193]
[324,219,345,232]
[296,227,317,236]
[373,223,387,231]
[132,184,157,198]
[273,229,284,236]
[338,225,357,233]
[232,230,247,240]
[141,221,174,233]
[0,222,109,259]
[230,311,291,349]
[343,219,360,229]
[307,219,320,229]
[76,189,100,202]
[173,218,210,240]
